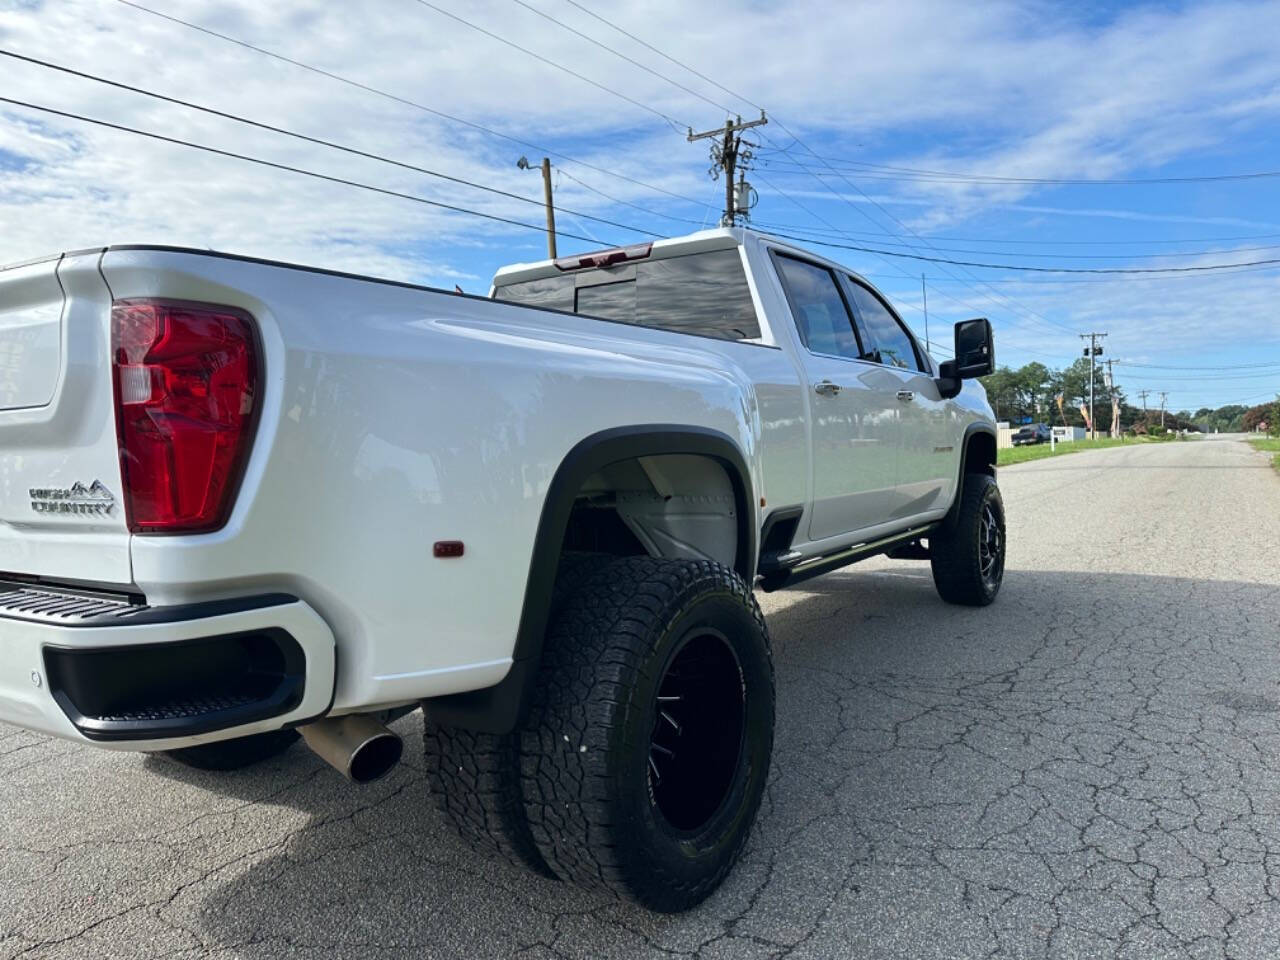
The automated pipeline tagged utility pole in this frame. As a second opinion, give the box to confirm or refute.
[1159,391,1168,429]
[921,274,930,353]
[517,156,557,259]
[688,112,768,226]
[1104,358,1120,437]
[1079,332,1107,440]
[1137,388,1150,432]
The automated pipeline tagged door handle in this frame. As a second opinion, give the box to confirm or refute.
[814,380,841,397]
[896,390,914,402]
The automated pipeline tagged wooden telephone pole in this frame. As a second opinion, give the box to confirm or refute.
[518,156,557,259]
[1104,358,1120,437]
[1079,332,1108,440]
[687,112,767,226]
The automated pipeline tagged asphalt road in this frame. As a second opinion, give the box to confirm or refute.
[4,435,1280,959]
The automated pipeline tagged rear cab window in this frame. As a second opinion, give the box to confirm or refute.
[493,248,761,342]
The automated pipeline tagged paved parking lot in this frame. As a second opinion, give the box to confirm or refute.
[3,435,1280,959]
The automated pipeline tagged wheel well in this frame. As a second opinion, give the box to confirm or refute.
[561,454,739,570]
[422,426,755,735]
[965,429,997,478]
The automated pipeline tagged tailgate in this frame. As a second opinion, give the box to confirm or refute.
[0,251,131,585]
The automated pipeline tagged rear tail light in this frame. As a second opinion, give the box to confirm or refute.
[110,299,259,533]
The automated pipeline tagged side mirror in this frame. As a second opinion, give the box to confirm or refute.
[936,318,994,399]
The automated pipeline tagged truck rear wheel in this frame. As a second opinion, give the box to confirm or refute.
[421,552,606,878]
[519,557,775,912]
[160,729,299,771]
[930,472,1006,606]
[423,722,551,876]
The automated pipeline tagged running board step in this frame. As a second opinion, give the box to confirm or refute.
[756,549,804,576]
[758,524,939,592]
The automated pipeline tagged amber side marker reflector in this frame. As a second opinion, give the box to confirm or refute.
[433,541,465,558]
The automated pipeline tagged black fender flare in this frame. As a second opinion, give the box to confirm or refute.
[424,424,756,733]
[942,422,998,530]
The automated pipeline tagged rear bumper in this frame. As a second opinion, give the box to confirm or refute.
[0,585,335,751]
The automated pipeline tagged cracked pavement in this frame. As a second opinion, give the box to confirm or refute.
[3,435,1280,958]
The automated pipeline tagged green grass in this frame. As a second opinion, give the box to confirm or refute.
[998,436,1141,467]
[1248,436,1280,472]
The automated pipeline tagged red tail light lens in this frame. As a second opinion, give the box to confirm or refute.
[111,300,258,533]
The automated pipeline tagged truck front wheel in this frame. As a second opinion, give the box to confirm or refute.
[930,473,1006,606]
[519,557,775,912]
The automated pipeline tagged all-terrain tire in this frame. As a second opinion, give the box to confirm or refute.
[421,552,608,877]
[423,721,551,875]
[161,729,300,771]
[930,472,1006,606]
[519,556,775,912]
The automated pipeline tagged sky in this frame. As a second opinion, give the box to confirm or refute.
[1,0,1279,414]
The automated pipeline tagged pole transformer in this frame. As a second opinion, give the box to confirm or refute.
[688,112,768,226]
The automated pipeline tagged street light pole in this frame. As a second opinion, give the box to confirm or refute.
[518,156,557,259]
[540,157,557,260]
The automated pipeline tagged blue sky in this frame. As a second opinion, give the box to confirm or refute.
[2,0,1279,413]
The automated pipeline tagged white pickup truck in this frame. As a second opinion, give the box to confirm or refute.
[0,227,1001,911]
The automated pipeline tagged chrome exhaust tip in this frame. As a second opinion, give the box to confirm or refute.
[300,714,403,784]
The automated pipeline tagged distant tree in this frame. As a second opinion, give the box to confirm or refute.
[1242,404,1271,432]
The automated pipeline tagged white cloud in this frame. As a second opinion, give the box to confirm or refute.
[0,0,1277,381]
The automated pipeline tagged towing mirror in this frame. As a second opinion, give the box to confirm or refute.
[936,318,994,398]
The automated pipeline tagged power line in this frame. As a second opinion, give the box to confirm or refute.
[555,168,706,226]
[533,2,1079,342]
[559,0,767,114]
[734,219,1280,260]
[747,174,1065,362]
[755,153,1280,185]
[863,265,1280,284]
[754,145,1081,336]
[1107,371,1280,382]
[751,221,1280,248]
[111,0,707,210]
[760,230,1280,274]
[0,49,666,240]
[1114,359,1280,371]
[410,0,688,131]
[509,0,737,118]
[728,114,1083,338]
[0,96,639,247]
[521,10,1212,336]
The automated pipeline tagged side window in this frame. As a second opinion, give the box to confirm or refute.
[773,255,863,360]
[844,280,924,372]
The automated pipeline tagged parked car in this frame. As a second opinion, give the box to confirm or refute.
[1012,423,1052,445]
[0,227,1002,911]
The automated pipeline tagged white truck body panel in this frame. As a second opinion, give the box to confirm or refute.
[0,253,132,585]
[0,228,994,750]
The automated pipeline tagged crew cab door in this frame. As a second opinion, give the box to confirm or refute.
[841,276,957,518]
[772,253,901,541]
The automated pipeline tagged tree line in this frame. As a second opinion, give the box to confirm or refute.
[979,361,1279,436]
